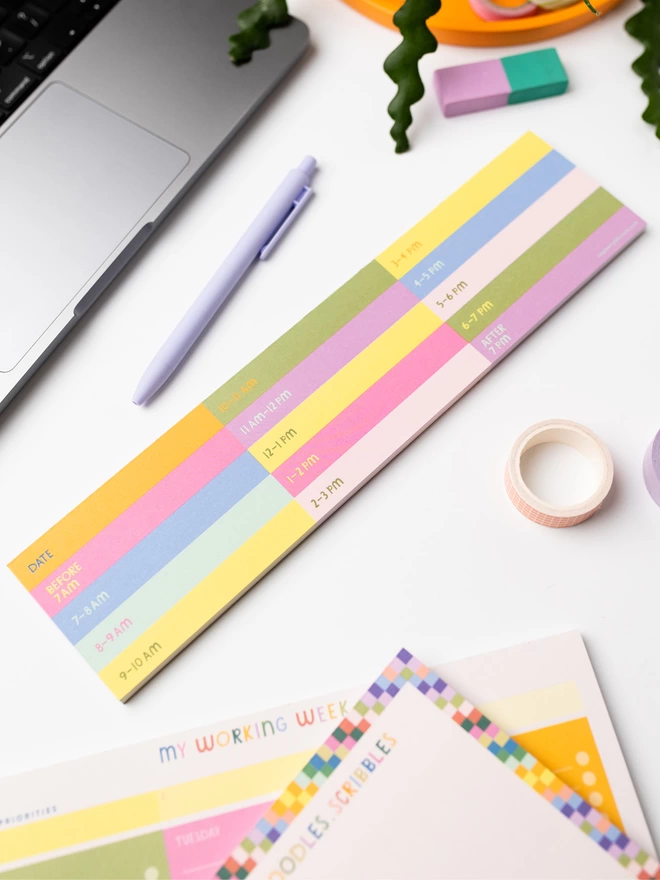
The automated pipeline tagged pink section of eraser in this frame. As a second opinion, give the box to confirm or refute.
[434,59,511,118]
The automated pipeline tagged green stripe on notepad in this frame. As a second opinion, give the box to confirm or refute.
[448,188,622,342]
[0,832,170,880]
[203,261,395,423]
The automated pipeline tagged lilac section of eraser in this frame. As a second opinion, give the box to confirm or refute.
[434,59,511,118]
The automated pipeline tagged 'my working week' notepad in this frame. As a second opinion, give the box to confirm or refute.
[217,650,659,880]
[9,134,645,699]
[1,635,652,878]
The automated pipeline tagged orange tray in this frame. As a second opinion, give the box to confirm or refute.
[339,0,626,46]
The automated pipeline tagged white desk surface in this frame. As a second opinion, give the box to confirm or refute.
[1,0,659,849]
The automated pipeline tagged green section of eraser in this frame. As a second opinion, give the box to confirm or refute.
[501,48,569,106]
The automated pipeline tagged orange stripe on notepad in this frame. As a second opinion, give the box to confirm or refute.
[9,405,223,589]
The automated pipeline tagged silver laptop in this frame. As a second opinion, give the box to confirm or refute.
[0,0,308,414]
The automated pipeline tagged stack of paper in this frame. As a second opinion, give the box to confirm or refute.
[0,634,654,879]
[217,642,658,879]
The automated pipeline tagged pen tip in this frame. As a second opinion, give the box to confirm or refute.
[132,376,152,406]
[133,358,174,406]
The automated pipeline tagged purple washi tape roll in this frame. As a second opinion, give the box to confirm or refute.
[643,430,660,507]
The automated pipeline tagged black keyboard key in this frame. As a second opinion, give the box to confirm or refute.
[0,28,23,64]
[65,0,96,12]
[7,4,49,38]
[18,37,60,73]
[43,12,89,47]
[0,0,114,119]
[65,0,108,21]
[0,63,36,110]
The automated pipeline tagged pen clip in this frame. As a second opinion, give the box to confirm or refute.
[259,186,313,260]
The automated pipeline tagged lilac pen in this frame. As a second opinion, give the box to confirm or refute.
[133,156,317,406]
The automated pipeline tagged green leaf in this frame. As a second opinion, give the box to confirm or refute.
[384,0,441,153]
[625,0,660,138]
[229,0,291,65]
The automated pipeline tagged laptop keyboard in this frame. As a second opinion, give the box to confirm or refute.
[0,0,119,124]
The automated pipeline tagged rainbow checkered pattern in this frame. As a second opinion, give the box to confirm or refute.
[217,649,660,879]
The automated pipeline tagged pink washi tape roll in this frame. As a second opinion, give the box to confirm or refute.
[643,430,660,507]
[505,420,614,528]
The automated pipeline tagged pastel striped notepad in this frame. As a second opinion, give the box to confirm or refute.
[9,133,645,700]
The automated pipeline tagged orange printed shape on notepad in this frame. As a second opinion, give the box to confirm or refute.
[515,716,625,831]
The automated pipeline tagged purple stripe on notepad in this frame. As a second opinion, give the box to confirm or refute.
[470,206,645,364]
[226,282,418,446]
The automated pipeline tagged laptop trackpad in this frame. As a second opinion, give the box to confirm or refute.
[0,83,189,373]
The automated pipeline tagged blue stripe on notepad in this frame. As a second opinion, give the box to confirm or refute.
[401,150,574,299]
[55,452,268,644]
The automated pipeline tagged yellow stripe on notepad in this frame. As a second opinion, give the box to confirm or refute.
[100,502,314,700]
[478,682,584,734]
[159,749,312,821]
[250,304,442,472]
[9,405,222,589]
[0,792,160,864]
[0,752,311,863]
[377,133,552,279]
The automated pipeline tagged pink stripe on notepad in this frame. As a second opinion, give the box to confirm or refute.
[272,324,467,496]
[297,345,490,522]
[31,429,245,616]
[425,169,599,321]
[163,804,269,880]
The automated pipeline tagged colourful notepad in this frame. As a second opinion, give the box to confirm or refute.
[0,634,652,878]
[218,649,658,880]
[8,133,646,700]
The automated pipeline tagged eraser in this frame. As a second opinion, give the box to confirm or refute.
[434,48,568,118]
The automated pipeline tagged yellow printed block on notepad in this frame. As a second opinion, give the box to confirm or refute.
[160,752,313,822]
[0,792,160,863]
[250,304,441,471]
[146,750,311,823]
[100,502,314,699]
[377,133,551,279]
[0,752,314,863]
